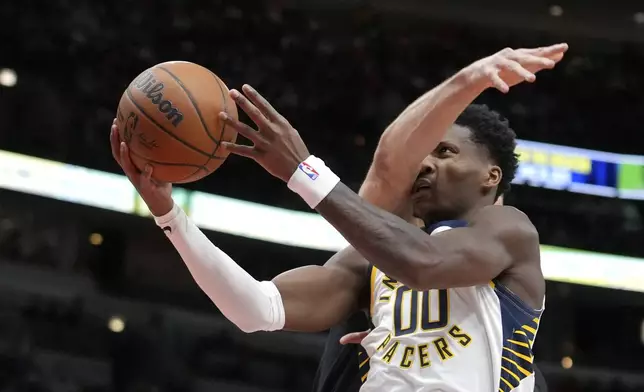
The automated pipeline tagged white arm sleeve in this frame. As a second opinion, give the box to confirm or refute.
[154,204,285,333]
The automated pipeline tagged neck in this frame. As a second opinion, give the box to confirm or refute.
[421,196,495,227]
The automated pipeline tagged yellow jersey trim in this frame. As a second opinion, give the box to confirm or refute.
[370,266,377,317]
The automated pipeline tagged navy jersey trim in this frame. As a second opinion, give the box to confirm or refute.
[493,281,543,391]
[424,219,468,234]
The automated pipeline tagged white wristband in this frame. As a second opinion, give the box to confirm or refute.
[287,155,340,208]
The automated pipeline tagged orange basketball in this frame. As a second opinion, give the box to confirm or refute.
[115,61,237,183]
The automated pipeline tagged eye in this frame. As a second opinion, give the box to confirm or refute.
[437,146,455,154]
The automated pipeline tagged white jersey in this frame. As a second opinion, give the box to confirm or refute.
[360,221,544,392]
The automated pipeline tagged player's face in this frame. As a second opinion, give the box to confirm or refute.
[411,125,501,223]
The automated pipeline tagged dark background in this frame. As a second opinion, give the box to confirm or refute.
[0,0,643,391]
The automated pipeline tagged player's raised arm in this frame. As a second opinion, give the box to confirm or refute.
[110,123,366,333]
[360,44,567,216]
[218,81,547,298]
[317,184,539,291]
[330,190,539,290]
[154,203,367,332]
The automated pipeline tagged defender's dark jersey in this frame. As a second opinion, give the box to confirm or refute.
[312,312,370,392]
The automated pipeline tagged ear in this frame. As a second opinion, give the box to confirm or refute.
[483,164,502,192]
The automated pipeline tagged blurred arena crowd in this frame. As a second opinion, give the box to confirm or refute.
[2,0,643,258]
[0,0,643,391]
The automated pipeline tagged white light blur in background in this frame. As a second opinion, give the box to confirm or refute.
[108,316,126,333]
[0,68,17,87]
[549,5,564,17]
[634,12,644,24]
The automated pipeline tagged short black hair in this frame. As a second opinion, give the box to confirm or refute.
[454,104,519,198]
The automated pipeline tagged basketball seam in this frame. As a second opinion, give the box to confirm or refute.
[207,70,230,160]
[128,147,216,170]
[128,148,210,184]
[156,66,220,145]
[125,88,220,159]
[172,69,231,183]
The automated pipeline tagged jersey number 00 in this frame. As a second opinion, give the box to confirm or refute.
[393,287,449,337]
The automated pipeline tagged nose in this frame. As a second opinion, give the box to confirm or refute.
[418,155,437,176]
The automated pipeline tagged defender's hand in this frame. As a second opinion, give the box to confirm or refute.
[339,329,371,345]
[464,43,568,93]
[219,85,310,183]
[110,119,174,217]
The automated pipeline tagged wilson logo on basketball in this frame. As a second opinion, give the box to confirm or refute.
[132,71,185,127]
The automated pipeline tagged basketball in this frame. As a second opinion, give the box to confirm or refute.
[115,61,237,183]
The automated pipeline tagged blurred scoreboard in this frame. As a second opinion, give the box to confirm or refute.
[514,140,644,200]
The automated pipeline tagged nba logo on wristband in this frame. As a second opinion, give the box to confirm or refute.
[289,155,340,208]
[299,162,319,180]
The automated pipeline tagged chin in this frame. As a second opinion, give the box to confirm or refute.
[413,201,456,224]
[413,200,438,220]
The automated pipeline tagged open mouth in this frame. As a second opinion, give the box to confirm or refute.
[412,178,433,194]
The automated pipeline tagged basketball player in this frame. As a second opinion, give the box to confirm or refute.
[330,194,548,392]
[110,44,567,391]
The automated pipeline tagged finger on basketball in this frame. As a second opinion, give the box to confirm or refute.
[119,142,140,180]
[501,59,536,82]
[140,164,159,188]
[221,141,256,159]
[242,84,281,123]
[229,89,270,129]
[219,112,264,145]
[110,125,123,166]
[143,164,154,181]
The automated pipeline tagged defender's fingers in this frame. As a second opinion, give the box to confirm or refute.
[339,330,370,345]
[488,69,509,93]
[500,59,536,82]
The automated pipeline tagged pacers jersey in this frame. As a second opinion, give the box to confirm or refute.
[360,220,544,392]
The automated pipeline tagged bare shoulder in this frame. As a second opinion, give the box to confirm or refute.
[470,205,539,254]
[470,205,536,230]
[473,205,544,308]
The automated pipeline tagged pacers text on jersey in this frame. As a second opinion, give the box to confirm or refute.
[372,276,474,369]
